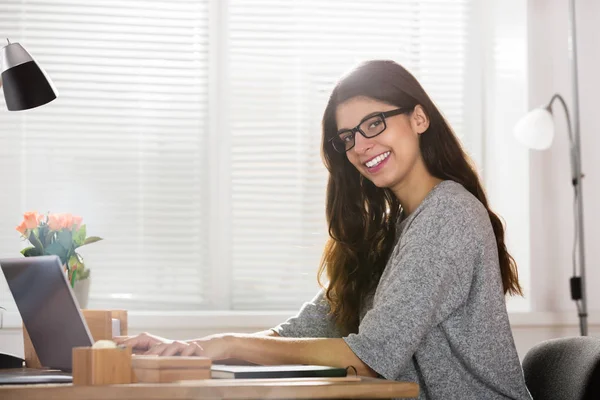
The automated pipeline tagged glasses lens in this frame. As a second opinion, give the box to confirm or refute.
[331,137,347,153]
[360,115,385,137]
[336,130,355,152]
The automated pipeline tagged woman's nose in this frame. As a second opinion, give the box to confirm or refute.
[353,131,374,154]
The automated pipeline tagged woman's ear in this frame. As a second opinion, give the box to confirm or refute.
[411,105,430,135]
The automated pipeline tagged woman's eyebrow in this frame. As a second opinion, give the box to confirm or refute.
[337,111,382,134]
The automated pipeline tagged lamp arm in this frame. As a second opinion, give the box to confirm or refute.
[546,93,574,145]
[547,93,579,186]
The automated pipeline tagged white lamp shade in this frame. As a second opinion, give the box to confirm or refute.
[513,107,555,150]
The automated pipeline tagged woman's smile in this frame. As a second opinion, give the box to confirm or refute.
[364,151,391,173]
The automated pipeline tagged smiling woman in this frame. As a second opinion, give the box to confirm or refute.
[117,60,532,400]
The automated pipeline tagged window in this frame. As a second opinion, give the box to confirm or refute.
[0,0,484,312]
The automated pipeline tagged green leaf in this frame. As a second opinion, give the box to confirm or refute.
[68,253,84,271]
[57,229,73,251]
[28,231,44,252]
[38,224,49,248]
[20,246,42,257]
[44,230,56,248]
[73,224,87,247]
[78,268,90,280]
[44,242,68,265]
[81,236,103,246]
[70,269,77,288]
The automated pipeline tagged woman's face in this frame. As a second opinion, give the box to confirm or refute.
[335,96,430,191]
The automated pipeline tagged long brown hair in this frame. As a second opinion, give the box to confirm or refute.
[318,60,523,335]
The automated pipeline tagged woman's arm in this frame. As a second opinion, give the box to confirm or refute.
[194,334,378,377]
[115,332,377,377]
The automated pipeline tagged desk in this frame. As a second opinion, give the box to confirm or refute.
[0,377,418,399]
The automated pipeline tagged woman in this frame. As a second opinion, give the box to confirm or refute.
[115,60,532,399]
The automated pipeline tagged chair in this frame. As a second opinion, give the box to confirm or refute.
[522,336,600,400]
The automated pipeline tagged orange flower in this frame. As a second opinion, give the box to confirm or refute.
[48,213,62,231]
[16,221,28,235]
[72,215,83,230]
[62,213,74,230]
[23,211,40,230]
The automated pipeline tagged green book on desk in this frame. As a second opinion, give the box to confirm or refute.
[210,364,348,379]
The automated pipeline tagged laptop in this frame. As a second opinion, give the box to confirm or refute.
[0,255,94,384]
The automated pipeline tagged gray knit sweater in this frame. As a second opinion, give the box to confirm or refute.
[273,180,532,400]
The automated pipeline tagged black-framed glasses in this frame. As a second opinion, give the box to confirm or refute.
[329,108,408,153]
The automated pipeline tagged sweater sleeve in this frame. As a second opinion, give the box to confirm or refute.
[272,289,341,338]
[343,204,476,379]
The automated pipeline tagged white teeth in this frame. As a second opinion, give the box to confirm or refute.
[365,152,390,168]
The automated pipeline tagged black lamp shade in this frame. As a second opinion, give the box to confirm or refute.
[1,42,57,111]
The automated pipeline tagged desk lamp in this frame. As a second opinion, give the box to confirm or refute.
[1,39,57,111]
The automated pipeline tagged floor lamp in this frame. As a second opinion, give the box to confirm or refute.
[1,39,57,111]
[514,0,587,336]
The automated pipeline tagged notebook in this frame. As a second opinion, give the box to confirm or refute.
[210,364,348,379]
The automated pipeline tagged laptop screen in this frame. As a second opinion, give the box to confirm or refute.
[1,255,94,371]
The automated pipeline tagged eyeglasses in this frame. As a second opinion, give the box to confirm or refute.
[329,108,408,153]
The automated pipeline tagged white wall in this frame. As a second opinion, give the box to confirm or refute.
[528,0,600,315]
[484,0,530,313]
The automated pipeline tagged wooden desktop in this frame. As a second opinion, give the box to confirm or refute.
[0,377,419,399]
[0,310,419,399]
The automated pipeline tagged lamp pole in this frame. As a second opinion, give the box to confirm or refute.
[567,0,587,336]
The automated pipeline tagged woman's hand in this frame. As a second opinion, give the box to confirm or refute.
[113,332,203,356]
[113,332,235,359]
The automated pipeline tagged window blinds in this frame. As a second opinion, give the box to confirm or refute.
[0,0,210,311]
[0,0,473,312]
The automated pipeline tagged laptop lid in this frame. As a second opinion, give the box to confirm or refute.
[0,255,94,372]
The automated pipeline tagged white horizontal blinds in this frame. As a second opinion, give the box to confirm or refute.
[228,0,471,309]
[228,1,324,310]
[0,0,210,310]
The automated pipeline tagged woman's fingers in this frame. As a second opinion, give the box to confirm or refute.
[180,342,204,357]
[143,341,204,357]
[114,333,205,357]
[116,333,168,352]
[113,336,127,344]
[159,341,189,357]
[144,342,172,356]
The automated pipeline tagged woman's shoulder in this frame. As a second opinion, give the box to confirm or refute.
[434,180,488,217]
[402,180,491,241]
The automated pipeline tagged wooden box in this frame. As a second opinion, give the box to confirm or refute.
[131,356,212,383]
[72,346,132,385]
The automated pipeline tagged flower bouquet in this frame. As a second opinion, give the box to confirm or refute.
[16,211,103,288]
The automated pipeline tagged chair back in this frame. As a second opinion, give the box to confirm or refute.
[522,336,600,400]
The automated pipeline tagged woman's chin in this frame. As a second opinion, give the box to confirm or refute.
[368,177,393,189]
[360,168,402,189]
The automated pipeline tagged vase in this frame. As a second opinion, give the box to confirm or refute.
[73,276,91,309]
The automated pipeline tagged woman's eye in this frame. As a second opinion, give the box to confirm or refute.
[369,120,382,129]
[339,132,354,143]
